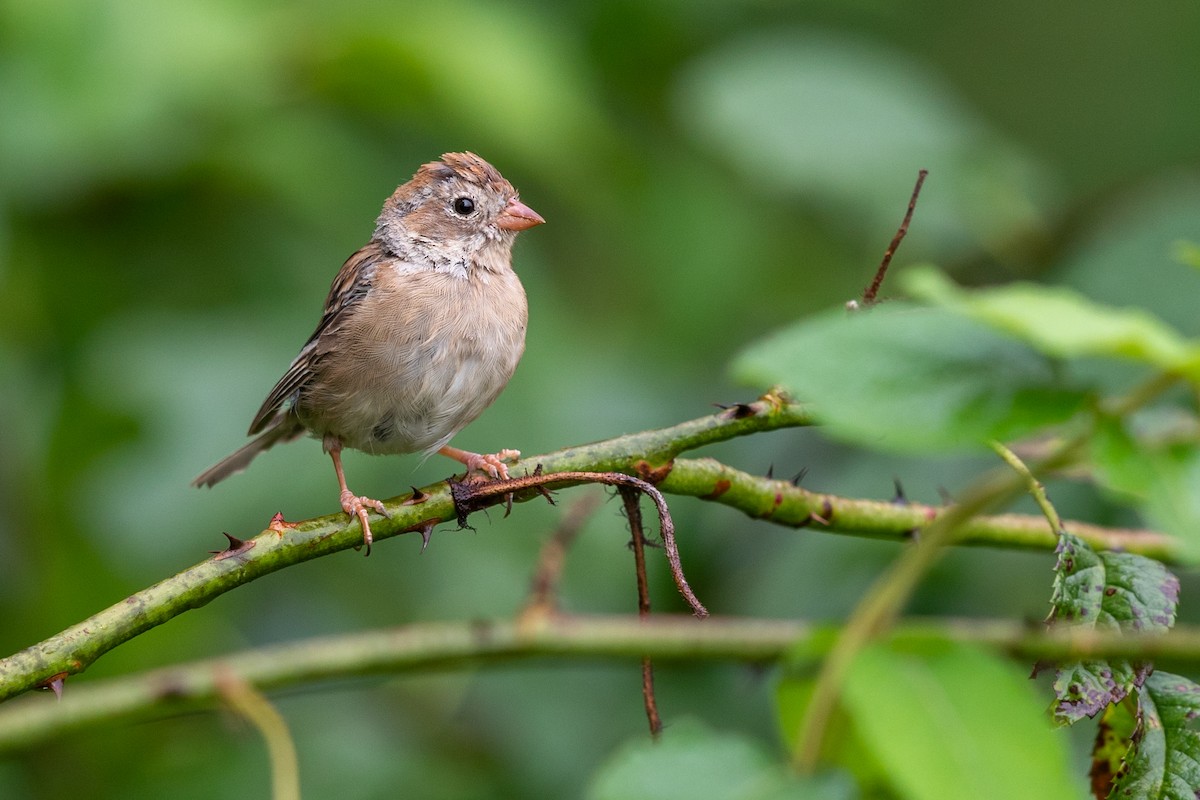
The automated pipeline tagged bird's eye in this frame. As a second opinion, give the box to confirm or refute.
[452,197,476,216]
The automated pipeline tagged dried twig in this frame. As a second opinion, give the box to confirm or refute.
[451,469,708,617]
[620,486,663,737]
[857,169,929,307]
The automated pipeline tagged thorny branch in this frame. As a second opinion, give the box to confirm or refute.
[0,398,1174,706]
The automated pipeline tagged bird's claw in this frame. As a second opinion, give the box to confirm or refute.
[464,449,521,479]
[340,490,388,554]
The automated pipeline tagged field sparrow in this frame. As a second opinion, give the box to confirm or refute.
[193,152,544,550]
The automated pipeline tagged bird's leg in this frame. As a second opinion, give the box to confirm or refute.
[326,436,388,554]
[438,445,521,480]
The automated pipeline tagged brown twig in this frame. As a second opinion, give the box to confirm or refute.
[522,493,602,616]
[451,469,708,618]
[858,169,928,307]
[620,486,663,738]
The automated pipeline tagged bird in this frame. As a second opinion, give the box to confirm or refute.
[193,152,544,552]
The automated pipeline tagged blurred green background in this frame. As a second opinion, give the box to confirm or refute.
[2,0,1199,796]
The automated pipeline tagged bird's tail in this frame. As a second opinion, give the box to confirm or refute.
[192,422,305,488]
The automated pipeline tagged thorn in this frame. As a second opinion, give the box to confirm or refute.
[210,532,255,560]
[418,522,434,553]
[39,673,68,699]
[808,499,835,527]
[404,486,429,505]
[892,478,909,505]
[791,468,808,486]
[267,512,297,535]
[503,492,515,517]
[765,464,774,480]
[715,402,756,419]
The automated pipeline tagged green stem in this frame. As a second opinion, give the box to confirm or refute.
[660,457,1172,559]
[791,463,1027,770]
[4,612,1200,753]
[989,440,1062,534]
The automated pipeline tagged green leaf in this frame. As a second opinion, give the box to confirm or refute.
[904,267,1200,376]
[775,672,885,793]
[585,719,852,800]
[1092,416,1200,562]
[1112,672,1200,799]
[1048,533,1179,724]
[840,639,1079,800]
[732,303,1086,452]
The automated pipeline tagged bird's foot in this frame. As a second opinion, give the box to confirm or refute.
[440,445,520,479]
[340,490,389,554]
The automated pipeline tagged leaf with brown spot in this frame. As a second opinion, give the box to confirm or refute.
[1048,533,1179,725]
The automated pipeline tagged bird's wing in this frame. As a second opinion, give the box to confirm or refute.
[247,241,388,435]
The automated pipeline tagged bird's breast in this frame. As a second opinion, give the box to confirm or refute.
[298,266,528,455]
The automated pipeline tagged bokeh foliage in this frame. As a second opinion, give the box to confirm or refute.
[2,0,1199,796]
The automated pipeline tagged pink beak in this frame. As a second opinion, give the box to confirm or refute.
[496,197,545,231]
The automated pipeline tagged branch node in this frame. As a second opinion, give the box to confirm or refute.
[701,479,731,501]
[635,460,674,484]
